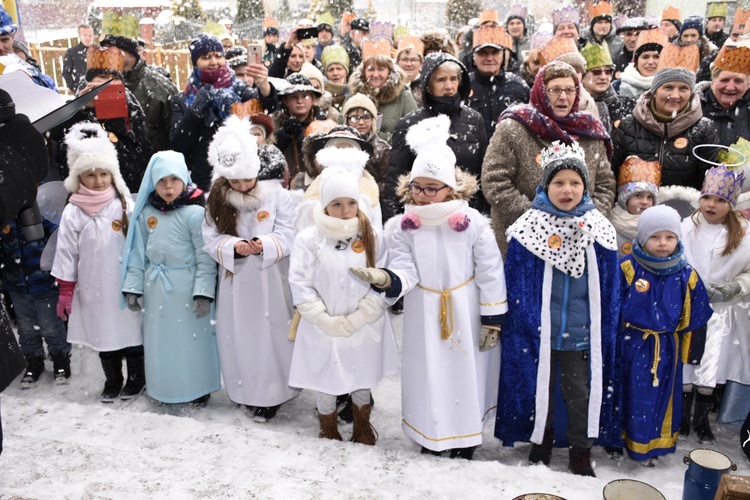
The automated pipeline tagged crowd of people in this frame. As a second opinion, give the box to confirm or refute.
[1,0,750,477]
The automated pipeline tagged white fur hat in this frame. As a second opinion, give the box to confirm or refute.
[319,168,361,208]
[64,121,130,195]
[406,115,457,189]
[208,115,261,181]
[315,146,370,176]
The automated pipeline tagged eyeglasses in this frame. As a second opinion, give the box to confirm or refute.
[589,68,613,76]
[399,57,422,64]
[347,114,373,124]
[546,87,578,97]
[408,183,450,197]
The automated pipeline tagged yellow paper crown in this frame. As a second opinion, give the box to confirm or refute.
[321,45,350,70]
[634,28,669,53]
[262,17,279,30]
[618,156,662,187]
[361,39,393,62]
[473,26,513,51]
[657,43,700,72]
[714,43,750,74]
[707,2,729,19]
[394,25,410,39]
[230,99,264,118]
[718,137,750,170]
[589,1,613,19]
[317,12,335,27]
[733,8,750,31]
[397,36,425,56]
[662,6,681,21]
[539,36,579,66]
[479,9,499,25]
[101,12,139,40]
[86,46,125,73]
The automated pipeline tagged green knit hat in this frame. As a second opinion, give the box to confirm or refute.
[581,41,613,71]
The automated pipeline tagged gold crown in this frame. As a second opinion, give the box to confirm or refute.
[589,1,613,19]
[304,118,338,137]
[707,2,728,19]
[734,8,750,31]
[397,36,425,55]
[101,12,139,40]
[539,36,579,66]
[230,99,264,119]
[618,156,662,187]
[657,43,700,72]
[86,46,124,73]
[479,9,499,25]
[262,17,279,30]
[714,43,750,74]
[634,28,669,53]
[361,39,393,62]
[662,6,681,21]
[473,26,513,50]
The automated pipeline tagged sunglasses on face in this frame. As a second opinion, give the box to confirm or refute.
[589,68,613,76]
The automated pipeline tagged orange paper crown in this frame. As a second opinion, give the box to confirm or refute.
[634,28,669,53]
[341,12,357,25]
[589,1,613,19]
[397,36,425,55]
[479,9,500,25]
[361,39,393,62]
[539,36,579,66]
[230,99,264,118]
[86,46,124,73]
[262,17,279,30]
[734,8,750,31]
[662,6,681,21]
[304,118,338,137]
[716,40,750,73]
[657,43,700,72]
[618,156,662,187]
[473,26,513,50]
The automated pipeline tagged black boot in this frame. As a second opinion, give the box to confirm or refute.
[99,351,124,403]
[390,297,404,314]
[49,351,71,385]
[693,392,716,443]
[420,446,442,456]
[253,404,280,422]
[120,347,145,400]
[20,354,45,389]
[568,446,596,477]
[529,428,554,465]
[449,447,476,460]
[680,389,694,437]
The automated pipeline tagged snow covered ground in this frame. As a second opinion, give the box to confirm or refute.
[0,312,747,499]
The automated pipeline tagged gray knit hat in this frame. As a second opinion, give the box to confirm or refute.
[650,67,696,94]
[636,204,681,245]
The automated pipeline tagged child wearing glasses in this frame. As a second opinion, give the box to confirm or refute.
[351,115,507,460]
[495,141,621,477]
[342,94,391,200]
[288,168,398,444]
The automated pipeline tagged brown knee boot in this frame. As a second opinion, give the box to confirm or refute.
[318,411,343,441]
[351,404,378,446]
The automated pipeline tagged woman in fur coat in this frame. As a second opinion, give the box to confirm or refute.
[346,55,417,143]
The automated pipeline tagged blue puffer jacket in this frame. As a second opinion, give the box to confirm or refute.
[549,263,591,351]
[0,219,58,296]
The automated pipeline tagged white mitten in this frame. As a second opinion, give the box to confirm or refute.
[346,295,387,331]
[349,267,391,288]
[478,325,502,352]
[297,299,354,337]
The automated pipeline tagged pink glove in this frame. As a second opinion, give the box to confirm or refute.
[56,280,76,321]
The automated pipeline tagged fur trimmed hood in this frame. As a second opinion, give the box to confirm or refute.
[348,63,409,106]
[396,168,478,204]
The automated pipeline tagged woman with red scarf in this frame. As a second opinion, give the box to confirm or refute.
[482,61,616,255]
[169,34,278,191]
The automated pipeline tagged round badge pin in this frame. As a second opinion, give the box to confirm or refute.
[548,234,562,249]
[635,278,650,292]
[351,240,365,253]
[673,137,688,149]
[112,219,122,232]
[257,210,270,222]
[147,216,158,229]
[621,241,633,255]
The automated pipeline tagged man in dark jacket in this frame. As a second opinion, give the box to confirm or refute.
[705,3,729,49]
[697,67,750,147]
[100,34,178,152]
[581,41,635,133]
[468,27,530,140]
[583,3,624,61]
[383,52,489,220]
[344,18,368,70]
[62,24,94,92]
[613,17,650,78]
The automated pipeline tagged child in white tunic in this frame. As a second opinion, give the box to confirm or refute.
[351,115,508,459]
[202,116,300,422]
[51,123,143,403]
[682,165,750,440]
[608,156,660,258]
[289,169,399,444]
